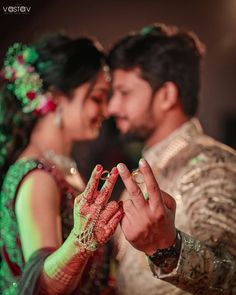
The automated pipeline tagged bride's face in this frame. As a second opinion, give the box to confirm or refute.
[61,70,110,141]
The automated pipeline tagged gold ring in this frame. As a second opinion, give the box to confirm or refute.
[101,170,111,180]
[131,168,144,184]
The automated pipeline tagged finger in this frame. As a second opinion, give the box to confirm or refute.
[122,199,136,223]
[95,208,124,244]
[95,167,119,206]
[117,163,145,208]
[83,164,103,203]
[161,190,176,211]
[138,158,163,210]
[100,167,118,192]
[120,200,141,243]
[97,201,120,225]
[120,214,132,233]
[118,200,132,226]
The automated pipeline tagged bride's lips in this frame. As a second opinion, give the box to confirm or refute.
[91,118,102,129]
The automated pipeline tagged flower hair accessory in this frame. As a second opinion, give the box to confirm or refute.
[1,43,56,115]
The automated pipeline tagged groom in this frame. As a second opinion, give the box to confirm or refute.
[108,23,236,294]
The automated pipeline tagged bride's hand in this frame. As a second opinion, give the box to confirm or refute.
[73,165,123,252]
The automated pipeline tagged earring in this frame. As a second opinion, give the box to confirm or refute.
[103,64,111,82]
[54,105,63,128]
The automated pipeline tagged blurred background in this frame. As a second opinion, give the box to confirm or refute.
[1,0,236,195]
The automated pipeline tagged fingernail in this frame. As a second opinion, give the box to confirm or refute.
[117,163,125,173]
[96,164,103,171]
[139,158,147,167]
[112,167,118,174]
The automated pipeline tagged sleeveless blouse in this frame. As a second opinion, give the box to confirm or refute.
[0,159,113,295]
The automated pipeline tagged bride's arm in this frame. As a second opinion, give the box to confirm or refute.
[16,165,123,294]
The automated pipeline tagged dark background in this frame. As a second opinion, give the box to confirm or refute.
[1,0,236,190]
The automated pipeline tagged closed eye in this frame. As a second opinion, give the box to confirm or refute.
[120,90,130,97]
[91,96,106,104]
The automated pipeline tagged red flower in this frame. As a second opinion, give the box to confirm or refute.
[27,66,34,73]
[16,54,24,64]
[12,70,17,81]
[26,91,36,100]
[36,99,57,116]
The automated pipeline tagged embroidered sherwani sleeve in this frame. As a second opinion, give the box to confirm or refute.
[150,155,236,294]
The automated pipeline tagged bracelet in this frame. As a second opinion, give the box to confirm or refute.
[72,226,98,252]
